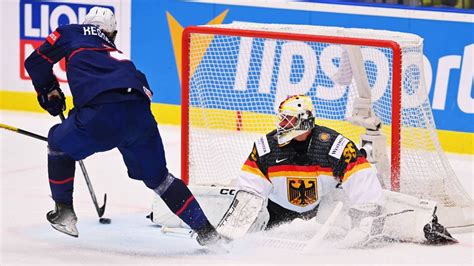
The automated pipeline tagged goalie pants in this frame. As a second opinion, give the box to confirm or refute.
[266,199,319,229]
[47,92,168,204]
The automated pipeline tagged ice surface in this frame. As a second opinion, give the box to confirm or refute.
[1,110,473,265]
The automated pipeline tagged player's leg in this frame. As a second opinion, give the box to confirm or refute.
[47,131,76,206]
[45,133,78,237]
[266,200,304,229]
[117,101,221,245]
[46,110,94,237]
[335,167,386,247]
[338,168,456,245]
[48,105,124,201]
[381,190,457,244]
[46,104,129,236]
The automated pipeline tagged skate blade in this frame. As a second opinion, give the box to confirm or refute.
[50,223,79,238]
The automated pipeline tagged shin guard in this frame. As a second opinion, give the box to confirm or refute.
[153,174,209,231]
[48,146,76,204]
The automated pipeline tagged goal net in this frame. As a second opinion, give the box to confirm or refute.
[181,22,473,227]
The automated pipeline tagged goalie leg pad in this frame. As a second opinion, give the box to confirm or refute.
[216,190,266,240]
[343,190,443,247]
[345,190,453,245]
[382,190,438,242]
[342,203,385,248]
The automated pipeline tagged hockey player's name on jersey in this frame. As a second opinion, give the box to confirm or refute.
[82,25,114,45]
[329,134,349,159]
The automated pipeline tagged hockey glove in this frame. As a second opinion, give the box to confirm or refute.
[37,80,66,117]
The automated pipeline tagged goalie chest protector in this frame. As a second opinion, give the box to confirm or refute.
[257,125,351,177]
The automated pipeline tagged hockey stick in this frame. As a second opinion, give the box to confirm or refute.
[1,119,108,220]
[59,113,108,220]
[303,201,343,253]
[224,201,342,251]
[0,123,48,141]
[0,119,110,220]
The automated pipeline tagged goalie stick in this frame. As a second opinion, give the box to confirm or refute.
[159,201,344,252]
[246,201,344,252]
[303,201,343,252]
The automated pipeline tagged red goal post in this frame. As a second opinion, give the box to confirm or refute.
[182,25,402,186]
[180,23,472,228]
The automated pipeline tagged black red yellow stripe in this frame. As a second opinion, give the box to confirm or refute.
[268,164,333,178]
[241,159,267,179]
[340,156,372,182]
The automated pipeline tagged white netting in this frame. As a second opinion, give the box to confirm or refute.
[183,23,473,222]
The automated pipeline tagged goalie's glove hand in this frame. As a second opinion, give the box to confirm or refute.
[37,80,66,117]
[423,214,457,245]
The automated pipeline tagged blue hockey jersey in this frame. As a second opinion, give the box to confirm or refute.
[24,24,152,107]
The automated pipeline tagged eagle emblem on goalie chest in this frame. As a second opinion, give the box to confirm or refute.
[287,178,318,207]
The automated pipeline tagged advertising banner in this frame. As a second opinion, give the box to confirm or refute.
[131,0,473,135]
[0,0,131,94]
[1,0,472,152]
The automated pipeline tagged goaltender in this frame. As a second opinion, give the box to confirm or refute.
[216,95,456,246]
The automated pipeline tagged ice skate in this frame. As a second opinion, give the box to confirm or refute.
[195,221,228,246]
[46,203,79,238]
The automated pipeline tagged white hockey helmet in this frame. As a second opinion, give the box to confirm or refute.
[276,95,315,145]
[83,7,117,34]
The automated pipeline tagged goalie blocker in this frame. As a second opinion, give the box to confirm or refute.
[151,186,456,245]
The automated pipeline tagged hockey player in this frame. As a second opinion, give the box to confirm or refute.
[24,7,219,245]
[216,95,456,246]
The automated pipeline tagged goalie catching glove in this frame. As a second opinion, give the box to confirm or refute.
[36,79,66,117]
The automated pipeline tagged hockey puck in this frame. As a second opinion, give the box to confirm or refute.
[99,218,111,224]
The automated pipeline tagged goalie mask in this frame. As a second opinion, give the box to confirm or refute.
[276,95,315,145]
[83,7,117,41]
